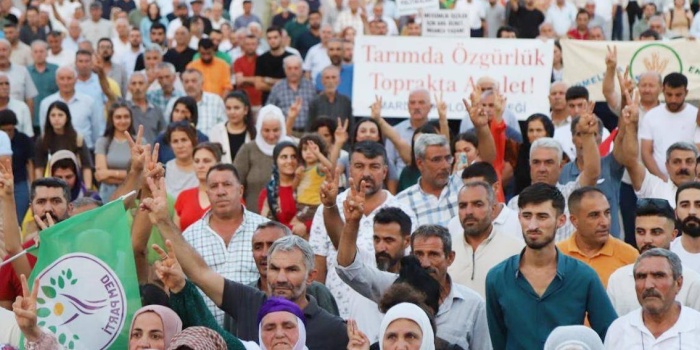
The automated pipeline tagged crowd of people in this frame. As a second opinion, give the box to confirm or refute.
[0,0,699,348]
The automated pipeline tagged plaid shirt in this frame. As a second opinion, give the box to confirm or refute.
[507,179,581,242]
[267,78,316,130]
[182,208,269,326]
[164,92,226,135]
[396,174,463,227]
[146,88,184,116]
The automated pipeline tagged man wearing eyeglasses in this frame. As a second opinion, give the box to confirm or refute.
[607,198,700,316]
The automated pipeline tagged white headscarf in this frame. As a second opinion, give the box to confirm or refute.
[258,312,308,350]
[379,303,435,350]
[255,104,289,156]
[544,325,604,350]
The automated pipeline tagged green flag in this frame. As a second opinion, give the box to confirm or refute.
[25,200,142,350]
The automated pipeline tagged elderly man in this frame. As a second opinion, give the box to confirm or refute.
[127,72,165,143]
[0,74,32,137]
[312,37,352,98]
[62,20,85,53]
[39,66,103,149]
[46,31,75,67]
[112,18,131,61]
[308,66,352,128]
[165,68,225,134]
[81,2,113,47]
[0,39,37,120]
[284,0,310,46]
[28,41,58,132]
[267,55,316,134]
[604,249,700,346]
[146,62,185,114]
[383,89,432,175]
[74,49,121,107]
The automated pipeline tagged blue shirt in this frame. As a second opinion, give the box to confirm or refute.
[559,154,624,238]
[27,63,59,126]
[485,249,617,350]
[39,92,104,149]
[315,64,353,99]
[75,73,108,105]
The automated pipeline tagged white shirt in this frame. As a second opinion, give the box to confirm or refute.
[368,15,400,34]
[638,103,699,177]
[455,0,486,30]
[0,130,11,156]
[5,99,33,137]
[167,18,185,41]
[607,263,700,316]
[334,9,365,34]
[80,18,114,47]
[447,227,524,298]
[447,204,524,244]
[117,47,144,74]
[0,307,20,347]
[545,2,578,37]
[604,306,700,349]
[691,12,700,38]
[671,236,700,274]
[309,189,417,323]
[635,170,678,208]
[303,43,331,82]
[553,116,611,160]
[112,36,131,63]
[47,48,77,68]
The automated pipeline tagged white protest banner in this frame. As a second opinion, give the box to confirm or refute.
[352,36,553,120]
[396,0,439,16]
[561,39,700,101]
[421,10,471,37]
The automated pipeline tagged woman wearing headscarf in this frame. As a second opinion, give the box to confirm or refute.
[257,298,308,350]
[128,305,183,350]
[380,303,435,350]
[544,325,604,350]
[233,105,291,213]
[167,327,228,350]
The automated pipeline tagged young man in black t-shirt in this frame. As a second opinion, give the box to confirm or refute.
[254,26,293,104]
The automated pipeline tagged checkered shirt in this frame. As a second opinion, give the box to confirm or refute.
[182,209,269,326]
[146,89,185,116]
[395,174,464,227]
[267,78,317,130]
[195,92,227,135]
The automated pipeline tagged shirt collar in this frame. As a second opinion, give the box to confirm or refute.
[513,247,566,280]
[302,295,320,318]
[564,232,615,257]
[492,204,509,225]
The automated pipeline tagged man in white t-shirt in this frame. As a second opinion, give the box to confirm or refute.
[455,0,486,37]
[639,73,698,180]
[604,249,700,348]
[672,182,700,274]
[545,0,577,37]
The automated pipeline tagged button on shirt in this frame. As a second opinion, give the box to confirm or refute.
[336,253,493,350]
[396,173,463,227]
[27,63,58,126]
[447,204,524,245]
[181,209,269,326]
[557,233,639,288]
[604,306,700,349]
[302,43,330,82]
[127,101,166,143]
[447,227,524,298]
[267,78,317,130]
[485,249,618,350]
[607,263,700,316]
[39,92,104,149]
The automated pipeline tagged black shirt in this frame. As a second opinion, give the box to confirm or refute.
[19,25,47,45]
[163,47,198,73]
[10,131,34,183]
[255,50,293,103]
[227,130,247,161]
[508,6,544,38]
[272,12,296,28]
[296,31,320,59]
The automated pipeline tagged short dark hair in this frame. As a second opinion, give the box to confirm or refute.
[567,186,605,215]
[266,26,282,35]
[309,10,321,16]
[31,178,71,203]
[97,37,113,47]
[496,25,517,38]
[639,29,660,40]
[206,163,241,183]
[518,183,566,216]
[461,162,498,185]
[0,109,18,127]
[410,225,451,257]
[576,8,590,18]
[636,198,675,222]
[51,158,78,176]
[663,72,688,89]
[309,117,337,144]
[150,22,166,32]
[351,141,387,165]
[255,221,292,236]
[675,181,700,205]
[452,132,478,153]
[76,49,92,59]
[565,86,589,102]
[374,207,412,237]
[198,38,215,50]
[164,121,198,147]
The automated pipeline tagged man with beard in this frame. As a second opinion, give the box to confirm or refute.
[507,0,544,38]
[164,26,197,73]
[313,37,353,98]
[604,249,700,347]
[232,34,262,107]
[97,38,128,96]
[486,183,617,349]
[0,168,72,310]
[139,171,349,348]
[118,28,144,74]
[447,181,523,298]
[639,73,697,180]
[672,182,700,274]
[607,198,700,316]
[336,206,491,349]
[303,24,332,82]
[296,11,323,59]
[186,38,231,97]
[254,27,293,104]
[557,187,638,288]
[310,141,416,330]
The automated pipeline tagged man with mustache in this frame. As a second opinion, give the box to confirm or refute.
[447,178,523,298]
[557,187,638,288]
[486,183,617,349]
[604,249,700,347]
[638,73,697,181]
[0,166,72,310]
[607,198,700,316]
[385,88,432,176]
[336,194,491,349]
[671,182,700,274]
[310,141,415,338]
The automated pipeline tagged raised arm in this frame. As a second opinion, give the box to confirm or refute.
[602,46,621,113]
[329,118,349,166]
[286,97,302,134]
[336,181,365,267]
[109,127,153,205]
[370,96,413,165]
[320,166,343,249]
[577,104,602,186]
[620,90,646,191]
[463,88,496,163]
[0,159,32,279]
[435,93,450,143]
[140,176,225,307]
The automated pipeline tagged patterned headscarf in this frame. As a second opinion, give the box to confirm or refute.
[167,326,227,350]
